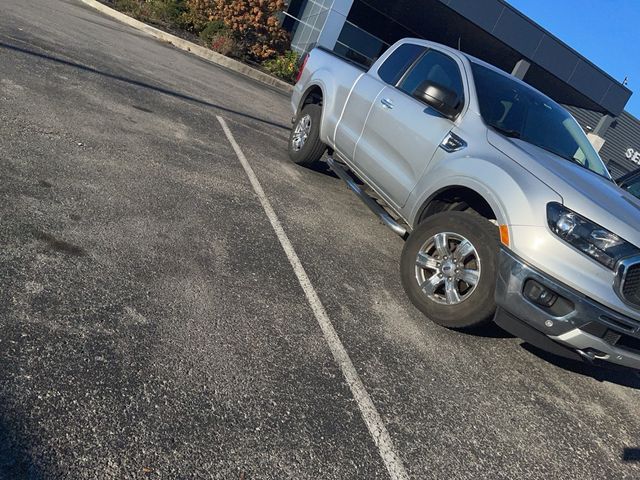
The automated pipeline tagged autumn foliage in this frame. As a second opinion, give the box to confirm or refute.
[186,0,289,60]
[114,0,295,79]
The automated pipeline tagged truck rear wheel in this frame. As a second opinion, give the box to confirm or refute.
[400,211,499,329]
[288,104,326,167]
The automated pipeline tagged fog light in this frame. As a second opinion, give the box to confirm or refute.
[524,280,558,308]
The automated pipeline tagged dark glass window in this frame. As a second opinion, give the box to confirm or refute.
[334,42,375,68]
[471,62,609,179]
[335,22,389,67]
[347,0,414,46]
[619,170,640,199]
[377,43,425,85]
[625,179,640,199]
[399,50,464,108]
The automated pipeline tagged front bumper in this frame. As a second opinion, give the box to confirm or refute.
[495,248,640,370]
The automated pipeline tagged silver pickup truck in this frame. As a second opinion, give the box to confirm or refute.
[288,38,640,371]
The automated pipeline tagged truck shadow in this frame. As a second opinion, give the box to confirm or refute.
[308,157,339,178]
[521,344,640,389]
[622,448,640,462]
[454,323,516,339]
[0,413,46,479]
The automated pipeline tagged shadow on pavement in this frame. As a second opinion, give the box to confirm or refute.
[307,157,339,178]
[0,414,45,480]
[0,41,290,132]
[622,448,640,462]
[521,343,640,389]
[464,322,516,339]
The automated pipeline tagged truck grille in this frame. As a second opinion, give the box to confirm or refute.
[621,263,640,307]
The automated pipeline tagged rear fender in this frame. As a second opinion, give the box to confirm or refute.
[297,68,364,147]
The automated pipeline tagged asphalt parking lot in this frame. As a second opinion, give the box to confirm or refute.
[1,1,640,479]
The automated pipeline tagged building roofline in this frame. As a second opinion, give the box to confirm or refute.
[438,0,632,115]
[495,0,631,94]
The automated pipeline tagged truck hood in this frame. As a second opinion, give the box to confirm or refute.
[488,130,640,246]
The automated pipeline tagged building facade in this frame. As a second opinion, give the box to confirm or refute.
[566,107,640,178]
[282,0,639,178]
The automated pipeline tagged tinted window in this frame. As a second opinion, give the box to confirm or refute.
[471,62,610,179]
[336,22,388,67]
[377,43,425,85]
[399,50,464,110]
[625,179,640,199]
[621,172,640,199]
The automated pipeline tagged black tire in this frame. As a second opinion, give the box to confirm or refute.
[400,211,500,329]
[288,103,326,167]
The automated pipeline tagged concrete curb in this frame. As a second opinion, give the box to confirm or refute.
[80,0,294,94]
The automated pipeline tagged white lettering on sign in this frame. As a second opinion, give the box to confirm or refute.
[626,148,640,165]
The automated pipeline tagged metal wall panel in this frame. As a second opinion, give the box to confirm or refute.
[569,60,612,103]
[532,36,577,81]
[491,7,542,58]
[602,86,633,118]
[565,105,602,132]
[600,112,640,174]
[437,0,631,115]
[567,106,640,176]
[442,0,504,31]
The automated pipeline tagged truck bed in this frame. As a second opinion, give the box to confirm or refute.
[291,46,370,148]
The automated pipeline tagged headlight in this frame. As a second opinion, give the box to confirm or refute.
[547,203,639,270]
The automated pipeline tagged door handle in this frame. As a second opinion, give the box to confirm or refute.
[381,98,394,109]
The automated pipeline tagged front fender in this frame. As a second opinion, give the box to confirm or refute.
[406,154,563,229]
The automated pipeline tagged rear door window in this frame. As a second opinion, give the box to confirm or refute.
[377,43,426,86]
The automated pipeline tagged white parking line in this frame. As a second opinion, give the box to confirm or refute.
[217,116,410,480]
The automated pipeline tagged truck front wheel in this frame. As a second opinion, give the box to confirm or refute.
[288,104,326,167]
[400,211,499,329]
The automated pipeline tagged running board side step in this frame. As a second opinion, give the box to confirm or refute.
[327,157,407,237]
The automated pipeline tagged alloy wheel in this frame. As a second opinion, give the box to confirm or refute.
[414,231,481,305]
[291,114,312,151]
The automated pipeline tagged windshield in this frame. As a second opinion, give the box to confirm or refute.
[471,62,611,179]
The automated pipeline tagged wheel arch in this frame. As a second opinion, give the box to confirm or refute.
[297,84,324,112]
[413,184,504,228]
[296,81,333,144]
